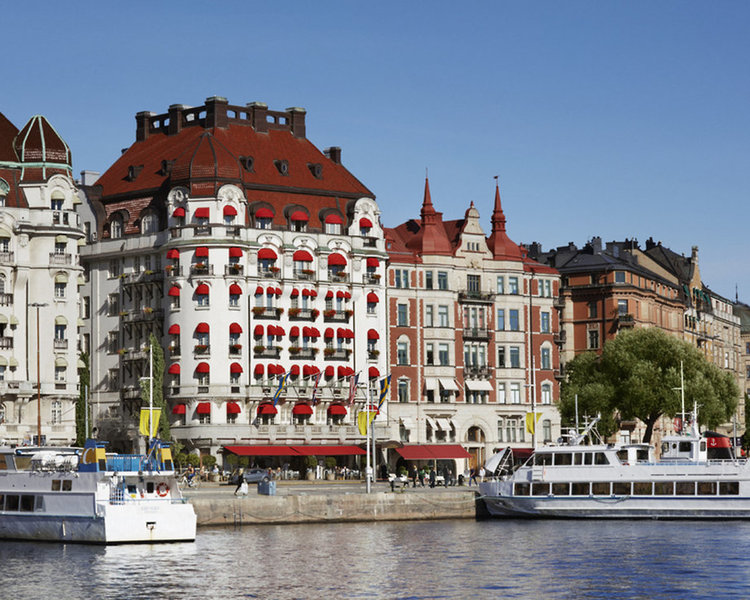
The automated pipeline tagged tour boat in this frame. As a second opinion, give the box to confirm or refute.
[0,438,196,543]
[479,413,750,519]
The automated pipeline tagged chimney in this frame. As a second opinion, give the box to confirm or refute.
[590,236,602,254]
[79,170,100,186]
[135,111,155,142]
[168,104,187,135]
[325,147,342,164]
[205,96,229,129]
[247,102,269,133]
[286,107,306,138]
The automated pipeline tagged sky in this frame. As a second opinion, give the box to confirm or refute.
[5,2,749,300]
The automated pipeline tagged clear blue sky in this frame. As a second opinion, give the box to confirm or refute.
[6,2,749,300]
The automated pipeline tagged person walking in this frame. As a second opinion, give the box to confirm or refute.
[410,465,418,488]
[429,467,436,488]
[418,467,426,487]
[469,467,478,486]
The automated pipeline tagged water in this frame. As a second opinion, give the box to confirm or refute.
[2,520,749,599]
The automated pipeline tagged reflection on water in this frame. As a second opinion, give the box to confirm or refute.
[1,520,750,599]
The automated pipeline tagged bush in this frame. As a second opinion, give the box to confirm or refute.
[324,457,337,470]
[202,455,217,469]
[305,455,318,470]
[186,454,201,467]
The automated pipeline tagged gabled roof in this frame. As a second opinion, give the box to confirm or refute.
[0,113,19,163]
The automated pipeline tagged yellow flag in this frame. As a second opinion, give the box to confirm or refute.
[139,408,161,437]
[525,412,542,435]
[357,410,377,436]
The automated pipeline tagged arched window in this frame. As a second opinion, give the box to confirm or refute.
[397,338,409,365]
[467,426,486,443]
[541,383,552,405]
[0,178,8,206]
[51,400,62,424]
[110,215,123,239]
[141,211,158,234]
[50,190,64,211]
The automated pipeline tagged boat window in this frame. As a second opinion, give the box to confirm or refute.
[35,496,45,511]
[700,441,706,452]
[719,482,739,495]
[552,483,569,495]
[62,480,72,492]
[697,481,717,495]
[633,482,652,495]
[514,483,530,496]
[534,454,552,466]
[146,481,155,494]
[0,494,4,508]
[531,482,550,496]
[636,449,649,462]
[654,482,673,495]
[615,450,628,463]
[51,480,61,491]
[20,495,35,512]
[573,453,583,465]
[0,455,7,469]
[553,453,572,466]
[571,482,590,495]
[675,482,695,496]
[592,482,610,495]
[679,442,692,453]
[14,456,32,470]
[583,453,593,465]
[594,453,608,465]
[5,494,19,510]
[612,482,630,495]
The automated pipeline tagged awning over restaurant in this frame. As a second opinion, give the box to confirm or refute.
[257,403,277,415]
[224,445,298,456]
[226,402,241,414]
[395,444,471,460]
[172,403,186,415]
[465,379,493,391]
[439,378,459,392]
[196,402,211,414]
[223,445,365,457]
[290,445,365,456]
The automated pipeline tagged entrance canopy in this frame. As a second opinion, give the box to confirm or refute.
[396,444,471,461]
[224,445,365,457]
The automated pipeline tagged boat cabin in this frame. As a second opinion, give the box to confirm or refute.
[659,436,707,462]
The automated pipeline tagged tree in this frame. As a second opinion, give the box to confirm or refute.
[76,352,90,446]
[139,333,171,441]
[559,328,739,443]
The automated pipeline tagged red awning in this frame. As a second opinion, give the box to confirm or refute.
[168,324,180,334]
[254,285,264,295]
[195,284,209,295]
[168,363,180,374]
[254,324,264,336]
[367,329,379,340]
[168,285,181,297]
[336,290,346,299]
[196,402,211,414]
[302,289,311,297]
[229,283,242,295]
[195,246,209,258]
[326,404,347,416]
[324,328,334,338]
[324,214,344,224]
[290,288,299,298]
[290,364,300,376]
[229,247,243,258]
[166,248,180,259]
[172,207,185,218]
[258,248,277,260]
[512,448,535,462]
[275,326,285,336]
[369,367,380,378]
[302,326,311,337]
[195,362,210,373]
[223,445,297,456]
[325,366,334,377]
[257,403,277,415]
[327,253,347,266]
[254,364,264,375]
[290,326,300,337]
[309,289,317,297]
[336,328,346,338]
[255,207,274,219]
[395,444,472,460]
[172,403,186,415]
[226,401,241,414]
[229,323,242,334]
[337,366,347,377]
[230,362,243,374]
[223,205,237,216]
[310,327,320,337]
[293,250,313,261]
[291,445,365,456]
[366,257,379,267]
[194,207,210,219]
[367,292,379,303]
[325,290,334,299]
[292,403,313,416]
[360,218,373,228]
[290,210,309,221]
[267,325,277,336]
[195,322,210,333]
[344,291,351,300]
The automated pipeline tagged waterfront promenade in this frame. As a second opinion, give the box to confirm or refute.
[184,479,478,527]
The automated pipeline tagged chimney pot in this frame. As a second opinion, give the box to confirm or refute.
[325,146,342,164]
[135,111,156,142]
[204,96,229,129]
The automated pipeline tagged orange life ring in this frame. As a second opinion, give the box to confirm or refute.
[156,482,169,497]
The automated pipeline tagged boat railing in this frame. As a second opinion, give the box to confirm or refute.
[105,455,168,473]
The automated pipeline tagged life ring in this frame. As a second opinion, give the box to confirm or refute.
[156,482,169,497]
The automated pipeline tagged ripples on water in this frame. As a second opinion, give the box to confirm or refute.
[2,520,750,599]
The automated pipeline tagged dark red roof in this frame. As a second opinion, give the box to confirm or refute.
[0,113,19,163]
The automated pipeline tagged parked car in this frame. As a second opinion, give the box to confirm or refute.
[230,468,270,484]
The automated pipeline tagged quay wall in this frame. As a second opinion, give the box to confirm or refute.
[191,490,477,527]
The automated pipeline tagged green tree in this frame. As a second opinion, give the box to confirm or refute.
[559,328,739,443]
[742,394,750,452]
[139,333,171,440]
[76,352,90,446]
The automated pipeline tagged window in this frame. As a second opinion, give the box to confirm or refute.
[55,367,65,383]
[55,324,66,341]
[398,379,409,403]
[426,343,434,365]
[54,282,66,299]
[588,302,597,318]
[541,383,552,405]
[108,259,120,278]
[542,419,551,443]
[588,329,599,350]
[110,216,123,239]
[438,343,449,366]
[397,341,408,365]
[497,276,504,294]
[437,271,448,290]
[425,305,434,327]
[541,347,551,370]
[197,291,209,307]
[509,309,519,331]
[497,418,504,442]
[617,299,628,315]
[229,291,240,308]
[543,280,552,297]
[509,347,520,368]
[540,312,550,333]
[510,383,521,404]
[397,304,408,326]
[498,347,505,368]
[141,212,158,234]
[394,269,409,289]
[325,221,341,235]
[615,271,626,283]
[467,274,480,294]
[256,216,272,229]
[425,271,433,289]
[51,401,62,424]
[497,309,505,331]
[0,366,5,382]
[508,277,519,294]
[0,238,9,252]
[497,383,506,404]
[438,305,449,327]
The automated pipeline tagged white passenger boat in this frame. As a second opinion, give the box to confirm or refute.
[479,414,750,519]
[0,438,196,543]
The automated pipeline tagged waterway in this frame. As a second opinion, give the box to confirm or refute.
[2,519,749,599]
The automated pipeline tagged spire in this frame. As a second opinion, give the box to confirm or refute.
[487,177,522,261]
[491,177,506,233]
[421,175,436,219]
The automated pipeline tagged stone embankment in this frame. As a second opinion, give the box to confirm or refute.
[190,489,477,527]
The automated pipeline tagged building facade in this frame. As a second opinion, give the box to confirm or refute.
[79,97,387,457]
[0,113,85,445]
[383,181,561,471]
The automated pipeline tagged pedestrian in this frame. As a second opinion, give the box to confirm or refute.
[469,467,478,486]
[429,467,436,488]
[419,467,426,487]
[410,465,418,488]
[234,468,245,494]
[446,469,453,487]
[479,466,486,483]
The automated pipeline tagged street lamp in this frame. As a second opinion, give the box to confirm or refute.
[30,302,48,445]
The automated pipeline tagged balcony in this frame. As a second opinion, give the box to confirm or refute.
[554,331,566,345]
[288,347,318,360]
[0,251,14,264]
[329,271,349,283]
[463,327,490,340]
[0,293,12,306]
[190,264,213,276]
[169,345,181,358]
[553,296,565,309]
[195,225,212,236]
[324,348,350,360]
[0,337,13,349]
[457,290,494,304]
[293,269,315,281]
[121,270,163,285]
[252,307,283,320]
[254,345,281,358]
[225,226,241,237]
[323,310,352,323]
[363,237,378,248]
[465,365,491,378]
[364,274,381,285]
[49,252,74,266]
[165,265,182,277]
[53,338,68,350]
[193,344,211,355]
[618,314,635,328]
[225,264,244,276]
[367,350,380,361]
[260,268,281,279]
[288,308,319,321]
[170,227,182,238]
[228,344,242,356]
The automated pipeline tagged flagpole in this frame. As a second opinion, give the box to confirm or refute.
[366,399,371,494]
[149,344,153,446]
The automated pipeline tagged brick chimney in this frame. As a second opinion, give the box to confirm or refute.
[168,104,187,135]
[286,107,306,138]
[135,111,155,142]
[247,102,269,133]
[325,146,342,164]
[205,96,229,129]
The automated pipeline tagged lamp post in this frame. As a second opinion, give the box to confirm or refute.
[30,302,48,445]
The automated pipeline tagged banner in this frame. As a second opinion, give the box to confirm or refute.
[377,375,391,411]
[310,371,323,406]
[346,372,360,406]
[357,406,378,436]
[273,372,289,406]
[139,407,161,438]
[525,412,542,435]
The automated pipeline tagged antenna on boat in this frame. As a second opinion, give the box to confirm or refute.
[672,361,686,435]
[574,394,579,436]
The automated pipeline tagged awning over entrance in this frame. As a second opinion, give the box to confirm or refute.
[465,380,493,391]
[396,444,471,461]
[290,445,366,456]
[224,446,299,456]
[223,445,365,457]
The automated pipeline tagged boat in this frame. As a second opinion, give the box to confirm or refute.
[478,411,750,519]
[0,438,197,543]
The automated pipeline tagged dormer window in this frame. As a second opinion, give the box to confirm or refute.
[290,210,308,233]
[254,207,273,230]
[324,213,343,235]
[223,205,237,225]
[110,215,123,239]
[0,179,8,206]
[141,212,158,234]
[359,217,373,236]
[50,190,64,211]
